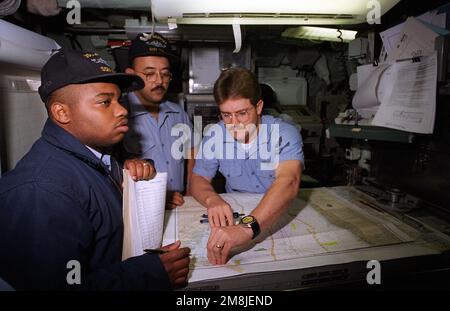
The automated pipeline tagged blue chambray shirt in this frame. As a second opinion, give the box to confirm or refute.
[193,115,304,193]
[122,93,193,192]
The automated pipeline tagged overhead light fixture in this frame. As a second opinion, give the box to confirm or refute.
[164,16,361,26]
[151,0,401,25]
[282,26,357,42]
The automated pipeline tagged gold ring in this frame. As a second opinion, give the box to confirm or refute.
[143,162,150,167]
[215,244,223,249]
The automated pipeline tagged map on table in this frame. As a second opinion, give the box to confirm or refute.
[162,188,415,272]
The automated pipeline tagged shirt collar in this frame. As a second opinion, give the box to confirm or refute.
[85,145,111,170]
[85,145,102,159]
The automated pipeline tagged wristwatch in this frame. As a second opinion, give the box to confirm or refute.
[239,215,261,240]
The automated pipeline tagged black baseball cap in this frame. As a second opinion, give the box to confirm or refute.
[128,32,178,66]
[38,49,145,102]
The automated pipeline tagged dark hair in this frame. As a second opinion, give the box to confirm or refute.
[213,67,261,106]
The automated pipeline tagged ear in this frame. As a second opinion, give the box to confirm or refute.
[50,102,71,125]
[256,100,264,115]
[125,67,135,74]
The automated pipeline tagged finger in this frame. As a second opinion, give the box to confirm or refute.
[218,212,228,227]
[168,192,184,206]
[173,276,188,287]
[173,192,184,205]
[134,162,144,180]
[166,203,177,210]
[174,267,189,278]
[220,243,232,265]
[207,230,224,265]
[141,162,152,180]
[207,230,220,264]
[167,247,191,261]
[147,163,156,179]
[172,256,190,271]
[207,228,218,250]
[160,240,181,252]
[225,210,234,226]
[213,244,222,265]
[207,248,214,264]
[207,247,219,265]
[161,252,189,271]
[173,268,189,286]
[208,212,218,227]
[125,162,138,180]
[164,249,190,269]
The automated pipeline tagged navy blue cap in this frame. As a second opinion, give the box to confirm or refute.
[128,32,178,66]
[38,49,144,102]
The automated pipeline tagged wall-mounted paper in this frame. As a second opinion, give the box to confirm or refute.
[352,63,391,118]
[372,53,437,134]
[386,17,439,63]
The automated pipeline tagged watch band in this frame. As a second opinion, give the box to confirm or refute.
[240,215,261,239]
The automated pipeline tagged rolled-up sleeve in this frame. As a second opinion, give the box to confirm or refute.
[278,122,305,168]
[193,153,219,178]
[192,128,221,178]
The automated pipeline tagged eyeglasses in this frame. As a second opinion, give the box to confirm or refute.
[134,70,172,83]
[219,107,254,123]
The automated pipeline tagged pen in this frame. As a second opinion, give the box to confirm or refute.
[200,212,244,223]
[143,248,168,254]
[201,212,244,219]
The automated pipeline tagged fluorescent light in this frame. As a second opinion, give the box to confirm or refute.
[152,0,401,25]
[167,17,364,26]
[282,26,357,42]
[153,0,400,17]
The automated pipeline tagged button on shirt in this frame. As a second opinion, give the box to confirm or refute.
[193,115,304,193]
[122,93,194,192]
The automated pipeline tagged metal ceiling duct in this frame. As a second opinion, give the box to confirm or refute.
[57,0,150,10]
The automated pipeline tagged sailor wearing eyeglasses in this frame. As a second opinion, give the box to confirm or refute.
[191,67,305,265]
[122,33,195,209]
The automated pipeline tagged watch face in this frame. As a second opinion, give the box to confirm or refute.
[240,215,255,225]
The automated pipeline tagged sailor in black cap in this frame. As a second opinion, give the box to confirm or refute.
[0,49,190,290]
[122,33,195,209]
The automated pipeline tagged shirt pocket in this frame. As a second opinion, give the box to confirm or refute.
[255,168,275,180]
[219,164,243,179]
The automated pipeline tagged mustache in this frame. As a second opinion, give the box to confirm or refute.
[225,124,251,131]
[115,118,128,127]
[151,86,166,92]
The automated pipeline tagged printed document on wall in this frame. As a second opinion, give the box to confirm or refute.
[372,52,437,134]
[385,17,439,63]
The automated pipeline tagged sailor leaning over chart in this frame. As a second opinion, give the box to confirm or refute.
[190,67,305,265]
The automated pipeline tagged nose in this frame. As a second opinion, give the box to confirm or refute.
[230,114,240,125]
[153,71,163,83]
[115,100,128,117]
